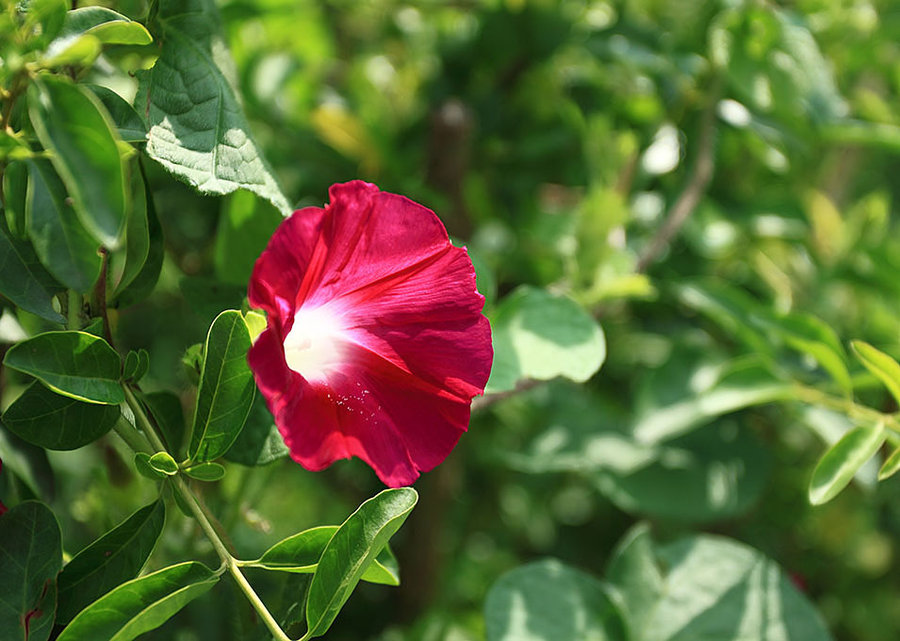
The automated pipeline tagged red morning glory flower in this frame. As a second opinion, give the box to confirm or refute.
[247,181,492,487]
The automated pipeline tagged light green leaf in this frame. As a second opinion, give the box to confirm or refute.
[2,381,119,450]
[58,6,152,45]
[215,190,282,285]
[27,75,128,249]
[4,331,123,404]
[851,341,900,407]
[809,422,886,505]
[0,501,62,641]
[133,452,166,481]
[56,562,218,641]
[303,488,418,639]
[879,447,900,481]
[606,528,833,641]
[136,0,290,214]
[485,559,627,641]
[487,286,605,393]
[148,452,178,476]
[182,461,225,481]
[253,525,400,585]
[57,501,165,624]
[0,219,65,323]
[26,159,101,293]
[188,310,255,462]
[40,33,101,68]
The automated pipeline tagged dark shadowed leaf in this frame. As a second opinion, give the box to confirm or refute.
[136,0,290,214]
[141,391,185,457]
[26,159,101,292]
[85,85,147,143]
[56,562,218,641]
[3,160,28,238]
[2,381,119,450]
[56,501,165,624]
[113,168,163,306]
[485,559,627,641]
[0,501,62,641]
[303,488,417,638]
[3,331,123,404]
[115,168,151,295]
[188,310,255,462]
[27,75,128,249]
[0,219,64,323]
[223,392,288,466]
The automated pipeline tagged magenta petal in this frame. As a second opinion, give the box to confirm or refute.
[246,181,493,486]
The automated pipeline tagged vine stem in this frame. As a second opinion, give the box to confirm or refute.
[121,386,293,641]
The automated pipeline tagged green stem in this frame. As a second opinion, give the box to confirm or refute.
[793,383,900,446]
[112,416,152,454]
[121,385,293,641]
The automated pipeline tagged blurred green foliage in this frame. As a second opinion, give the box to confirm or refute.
[5,0,900,639]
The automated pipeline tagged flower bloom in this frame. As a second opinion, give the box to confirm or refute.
[247,181,492,487]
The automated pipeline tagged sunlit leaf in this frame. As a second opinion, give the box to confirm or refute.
[809,422,886,505]
[851,341,900,407]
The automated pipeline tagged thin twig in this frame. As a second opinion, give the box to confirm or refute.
[635,78,722,273]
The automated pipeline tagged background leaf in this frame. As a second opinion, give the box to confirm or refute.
[0,501,62,641]
[3,331,124,404]
[0,219,64,323]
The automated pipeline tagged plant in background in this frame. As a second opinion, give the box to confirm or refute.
[4,1,900,640]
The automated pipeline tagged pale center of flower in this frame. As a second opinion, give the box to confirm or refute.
[283,305,347,382]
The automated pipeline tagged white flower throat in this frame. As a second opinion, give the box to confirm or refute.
[283,305,347,382]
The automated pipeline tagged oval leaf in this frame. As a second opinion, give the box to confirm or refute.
[487,286,605,394]
[485,559,627,641]
[879,447,900,481]
[27,75,128,249]
[56,501,165,624]
[0,501,63,641]
[188,310,255,462]
[304,488,418,638]
[809,422,886,505]
[86,85,148,144]
[3,331,124,404]
[851,341,900,407]
[2,381,119,450]
[58,6,152,45]
[148,451,178,476]
[113,168,163,306]
[182,461,225,481]
[56,562,218,641]
[26,159,101,293]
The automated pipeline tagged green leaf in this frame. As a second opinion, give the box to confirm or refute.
[188,310,255,462]
[215,190,283,285]
[253,525,400,585]
[0,425,55,500]
[133,452,165,480]
[809,422,886,505]
[57,6,152,45]
[0,219,64,323]
[26,159,101,293]
[136,0,290,214]
[606,528,834,641]
[304,488,418,639]
[3,331,124,404]
[85,85,147,144]
[40,33,101,68]
[27,75,129,249]
[148,451,178,476]
[485,559,627,641]
[182,461,225,481]
[120,349,149,384]
[2,381,119,450]
[223,393,288,466]
[243,310,267,344]
[879,447,900,481]
[851,341,900,407]
[23,0,68,47]
[56,562,218,641]
[3,160,28,238]
[56,501,165,624]
[0,501,63,641]
[141,391,185,457]
[115,168,151,295]
[113,168,163,306]
[487,286,606,393]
